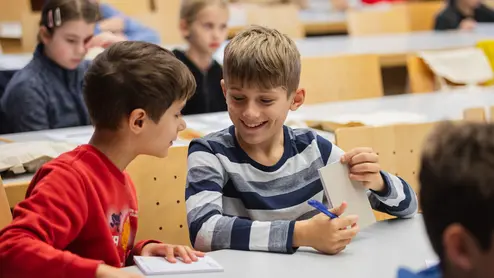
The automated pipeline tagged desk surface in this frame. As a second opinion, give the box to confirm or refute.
[2,27,494,71]
[123,215,437,278]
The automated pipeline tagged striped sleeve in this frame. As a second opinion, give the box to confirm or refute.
[185,140,296,253]
[368,171,418,218]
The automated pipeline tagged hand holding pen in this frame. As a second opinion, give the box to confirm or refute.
[292,200,360,255]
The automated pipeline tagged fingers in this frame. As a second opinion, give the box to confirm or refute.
[174,246,192,264]
[164,245,177,263]
[347,152,379,166]
[349,162,380,174]
[349,173,377,183]
[336,224,360,240]
[332,215,358,230]
[330,201,347,216]
[192,249,205,258]
[340,147,374,163]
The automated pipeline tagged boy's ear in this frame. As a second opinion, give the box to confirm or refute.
[39,26,52,45]
[443,224,478,272]
[290,88,305,111]
[179,19,190,40]
[221,79,227,98]
[128,108,147,134]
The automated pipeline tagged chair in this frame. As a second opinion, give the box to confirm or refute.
[463,106,494,122]
[335,121,438,220]
[300,54,383,104]
[125,146,191,246]
[0,177,13,229]
[405,1,444,32]
[246,4,304,39]
[99,0,152,16]
[406,54,436,93]
[346,4,411,36]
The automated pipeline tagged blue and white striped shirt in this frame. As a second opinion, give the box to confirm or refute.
[185,126,418,253]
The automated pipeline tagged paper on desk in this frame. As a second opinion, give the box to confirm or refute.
[328,111,427,127]
[318,161,376,228]
[425,259,439,268]
[0,141,76,174]
[46,131,93,145]
[134,255,224,275]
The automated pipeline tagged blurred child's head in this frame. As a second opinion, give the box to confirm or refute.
[179,0,229,56]
[39,0,99,70]
[83,41,196,158]
[420,121,494,278]
[221,26,305,146]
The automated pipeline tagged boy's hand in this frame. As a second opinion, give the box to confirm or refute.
[86,32,126,49]
[459,18,476,31]
[293,202,359,255]
[95,264,143,278]
[340,147,386,192]
[141,243,205,263]
[98,17,126,33]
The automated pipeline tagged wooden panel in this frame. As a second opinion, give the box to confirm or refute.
[246,4,304,39]
[335,122,437,220]
[405,1,444,31]
[0,178,13,230]
[463,107,487,122]
[346,4,410,36]
[100,0,151,16]
[20,12,40,53]
[126,146,191,246]
[152,0,183,45]
[406,54,435,93]
[300,54,383,104]
[0,0,30,22]
[4,182,29,209]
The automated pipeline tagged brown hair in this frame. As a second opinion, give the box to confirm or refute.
[40,0,100,35]
[180,0,228,25]
[83,41,196,130]
[222,25,301,95]
[419,121,494,263]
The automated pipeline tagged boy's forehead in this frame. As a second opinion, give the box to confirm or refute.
[227,84,287,95]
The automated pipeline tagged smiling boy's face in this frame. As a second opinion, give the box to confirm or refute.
[222,80,304,146]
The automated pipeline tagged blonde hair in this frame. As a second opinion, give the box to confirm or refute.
[223,25,301,95]
[180,0,228,25]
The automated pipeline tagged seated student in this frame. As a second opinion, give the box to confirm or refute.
[185,26,418,254]
[173,0,229,115]
[398,122,494,278]
[434,0,494,31]
[94,0,161,44]
[0,41,202,278]
[1,0,124,133]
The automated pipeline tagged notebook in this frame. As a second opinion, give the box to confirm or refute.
[134,256,224,275]
[318,161,376,228]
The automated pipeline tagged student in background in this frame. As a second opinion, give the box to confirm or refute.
[1,0,124,133]
[434,0,494,31]
[173,0,229,115]
[95,0,161,44]
[398,121,494,278]
[0,41,203,278]
[185,26,418,254]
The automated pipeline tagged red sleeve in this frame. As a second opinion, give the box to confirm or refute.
[0,165,102,278]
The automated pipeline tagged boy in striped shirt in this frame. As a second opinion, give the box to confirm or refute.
[185,26,418,255]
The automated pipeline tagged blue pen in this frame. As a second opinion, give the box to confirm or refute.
[308,199,339,219]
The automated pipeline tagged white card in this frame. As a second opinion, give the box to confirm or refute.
[318,161,376,228]
[134,256,224,275]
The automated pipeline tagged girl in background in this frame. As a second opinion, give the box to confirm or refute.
[435,0,494,30]
[1,0,123,133]
[173,0,229,115]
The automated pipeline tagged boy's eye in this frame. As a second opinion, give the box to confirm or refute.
[67,39,77,44]
[204,23,214,29]
[261,99,274,104]
[232,96,244,101]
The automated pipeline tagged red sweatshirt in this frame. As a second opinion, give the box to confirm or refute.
[0,144,156,278]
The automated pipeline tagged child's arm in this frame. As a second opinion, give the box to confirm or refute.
[1,85,49,132]
[186,142,297,253]
[320,136,418,218]
[97,4,161,44]
[0,167,101,278]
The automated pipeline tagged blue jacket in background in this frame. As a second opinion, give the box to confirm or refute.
[95,4,161,44]
[0,44,91,133]
[398,265,442,278]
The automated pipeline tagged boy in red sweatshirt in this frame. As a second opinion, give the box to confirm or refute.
[0,41,202,278]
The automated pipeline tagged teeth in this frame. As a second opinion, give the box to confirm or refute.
[244,122,264,128]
